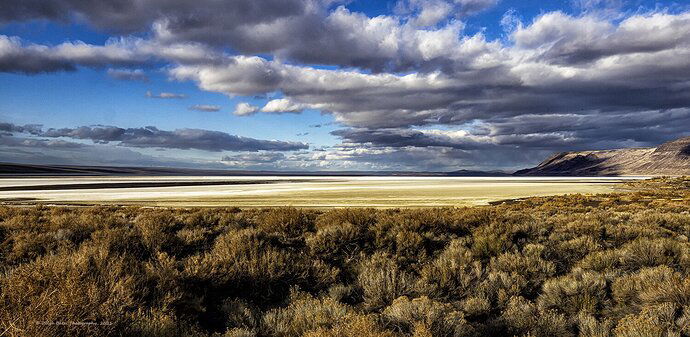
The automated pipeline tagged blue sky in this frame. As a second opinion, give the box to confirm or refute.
[1,0,689,171]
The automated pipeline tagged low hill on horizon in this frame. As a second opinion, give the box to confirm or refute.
[516,136,690,176]
[0,162,510,177]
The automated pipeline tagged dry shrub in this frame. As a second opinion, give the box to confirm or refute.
[358,253,416,309]
[219,298,260,334]
[184,228,337,302]
[176,207,242,230]
[222,328,257,337]
[577,313,614,337]
[88,226,150,259]
[262,290,351,336]
[302,314,394,337]
[126,309,206,337]
[176,227,214,253]
[677,307,690,336]
[370,208,465,259]
[537,269,610,316]
[306,222,368,263]
[461,295,491,319]
[501,296,573,337]
[327,283,357,303]
[134,211,180,253]
[258,207,314,236]
[612,266,679,310]
[632,211,690,234]
[316,208,377,230]
[614,303,679,337]
[475,270,527,310]
[0,177,689,336]
[548,235,602,272]
[395,230,428,263]
[489,244,556,298]
[382,296,475,337]
[1,208,45,231]
[417,239,482,301]
[578,238,690,273]
[0,245,142,336]
[469,218,536,260]
[46,211,99,243]
[142,252,205,317]
[5,230,71,264]
[637,272,690,308]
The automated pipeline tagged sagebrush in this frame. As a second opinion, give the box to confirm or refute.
[1,178,690,336]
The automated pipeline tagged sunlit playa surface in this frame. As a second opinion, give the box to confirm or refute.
[0,176,643,208]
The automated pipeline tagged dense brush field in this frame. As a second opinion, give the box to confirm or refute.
[1,178,690,337]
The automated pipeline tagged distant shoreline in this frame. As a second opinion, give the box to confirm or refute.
[0,162,511,178]
[0,179,319,192]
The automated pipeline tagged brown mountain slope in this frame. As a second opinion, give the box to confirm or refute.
[515,136,690,176]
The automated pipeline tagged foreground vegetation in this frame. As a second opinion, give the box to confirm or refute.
[1,178,689,336]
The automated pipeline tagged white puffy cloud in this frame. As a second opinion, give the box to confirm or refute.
[261,99,306,114]
[220,152,286,168]
[233,102,260,116]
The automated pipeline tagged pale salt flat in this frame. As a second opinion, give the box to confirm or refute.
[0,176,643,208]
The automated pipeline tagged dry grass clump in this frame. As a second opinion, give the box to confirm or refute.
[1,177,689,336]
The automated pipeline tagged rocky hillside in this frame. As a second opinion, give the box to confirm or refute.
[515,136,690,176]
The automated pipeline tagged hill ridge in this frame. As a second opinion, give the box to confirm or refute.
[516,136,690,176]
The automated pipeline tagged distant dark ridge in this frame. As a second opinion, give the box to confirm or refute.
[516,136,690,176]
[0,162,509,177]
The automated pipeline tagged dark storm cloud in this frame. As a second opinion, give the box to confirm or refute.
[332,128,489,150]
[1,0,488,72]
[170,9,690,158]
[0,138,216,168]
[331,127,590,153]
[41,125,309,152]
[42,125,127,142]
[0,135,84,148]
[0,35,149,74]
[0,34,220,74]
[0,122,42,135]
[0,0,312,33]
[0,36,75,73]
[1,121,307,152]
[484,109,690,140]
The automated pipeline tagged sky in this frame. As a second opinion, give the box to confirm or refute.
[1,0,689,172]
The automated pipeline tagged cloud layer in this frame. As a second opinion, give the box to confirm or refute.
[1,0,690,170]
[2,122,308,152]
